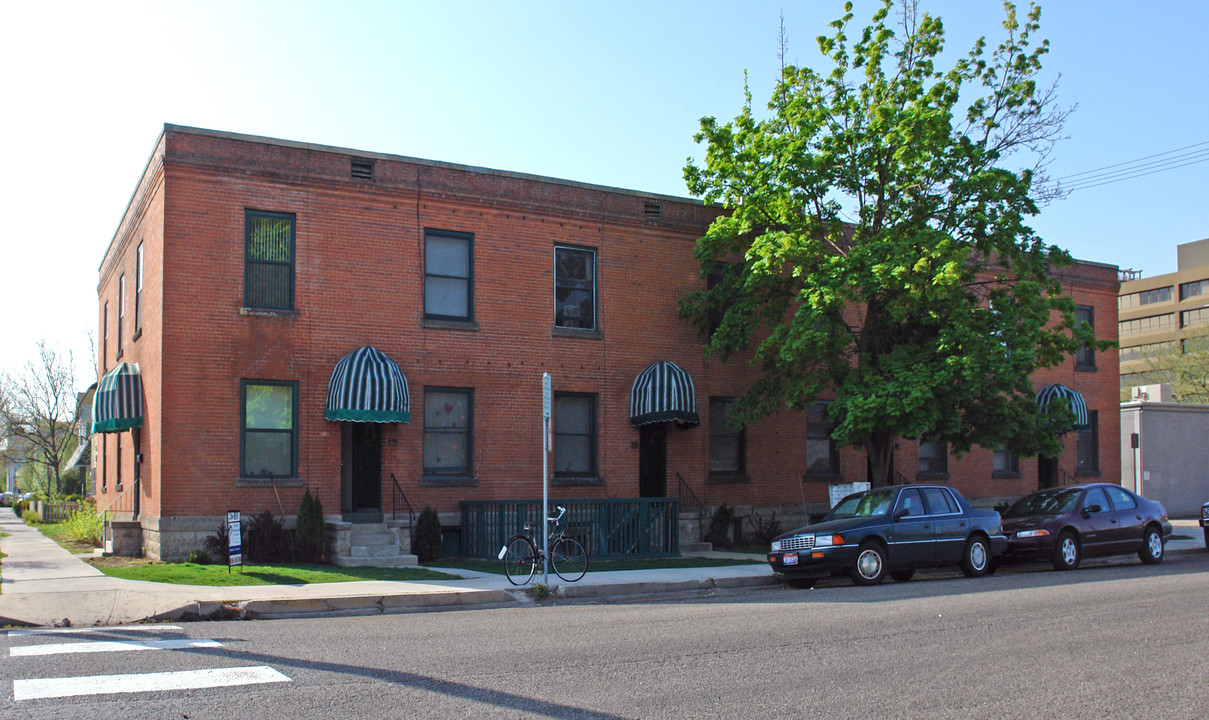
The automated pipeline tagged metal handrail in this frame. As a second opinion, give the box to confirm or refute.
[390,473,416,532]
[676,472,705,543]
[95,483,136,518]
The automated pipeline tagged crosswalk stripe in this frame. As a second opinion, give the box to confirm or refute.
[8,626,183,637]
[13,665,291,701]
[11,638,222,657]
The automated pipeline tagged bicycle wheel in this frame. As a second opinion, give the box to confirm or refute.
[503,535,537,586]
[550,537,588,582]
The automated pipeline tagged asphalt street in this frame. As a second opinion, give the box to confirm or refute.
[1,550,1205,719]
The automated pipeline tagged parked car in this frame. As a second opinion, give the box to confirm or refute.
[766,485,1007,588]
[0,491,11,506]
[819,492,863,522]
[1201,500,1208,550]
[998,483,1172,570]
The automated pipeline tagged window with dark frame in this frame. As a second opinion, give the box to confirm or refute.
[553,393,596,478]
[100,434,107,492]
[134,242,144,335]
[244,210,295,311]
[102,302,109,372]
[116,433,123,491]
[993,446,1019,474]
[117,274,125,357]
[424,230,473,321]
[554,246,596,330]
[241,380,298,478]
[1076,410,1099,473]
[709,398,746,475]
[918,439,948,475]
[1075,305,1096,368]
[806,401,839,476]
[423,387,473,478]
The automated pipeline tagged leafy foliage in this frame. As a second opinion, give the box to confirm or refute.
[64,501,103,546]
[414,506,443,563]
[745,510,783,547]
[22,509,41,525]
[1122,329,1209,403]
[186,549,212,565]
[244,510,292,563]
[203,522,231,563]
[682,1,1108,483]
[706,504,736,549]
[295,489,327,564]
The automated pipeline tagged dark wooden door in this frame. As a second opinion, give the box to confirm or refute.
[639,424,668,498]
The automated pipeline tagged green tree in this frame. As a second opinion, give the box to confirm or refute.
[681,1,1107,485]
[1,341,81,498]
[1123,329,1209,403]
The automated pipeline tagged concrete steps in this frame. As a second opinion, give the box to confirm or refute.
[331,521,418,568]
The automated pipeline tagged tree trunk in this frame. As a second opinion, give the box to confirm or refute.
[865,431,895,488]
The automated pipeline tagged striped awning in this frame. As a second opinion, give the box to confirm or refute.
[1036,383,1090,431]
[630,361,700,427]
[91,363,144,434]
[325,346,410,423]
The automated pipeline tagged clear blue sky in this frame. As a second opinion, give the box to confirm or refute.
[2,0,1206,382]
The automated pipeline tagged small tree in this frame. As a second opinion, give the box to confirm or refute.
[414,506,443,563]
[295,489,327,563]
[1,341,81,499]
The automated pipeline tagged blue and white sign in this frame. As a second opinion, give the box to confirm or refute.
[227,511,242,567]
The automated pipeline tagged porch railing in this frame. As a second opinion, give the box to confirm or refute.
[389,473,416,533]
[459,498,680,560]
[675,472,705,543]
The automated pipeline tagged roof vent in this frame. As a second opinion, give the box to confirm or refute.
[644,201,662,221]
[351,158,374,181]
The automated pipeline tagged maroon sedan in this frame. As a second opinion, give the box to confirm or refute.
[999,483,1171,570]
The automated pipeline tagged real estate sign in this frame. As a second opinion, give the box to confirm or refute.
[227,510,242,569]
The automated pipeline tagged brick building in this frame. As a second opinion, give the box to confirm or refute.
[92,125,1121,561]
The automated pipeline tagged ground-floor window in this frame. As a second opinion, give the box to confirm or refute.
[423,387,473,478]
[553,392,596,478]
[241,380,298,478]
[918,439,948,476]
[993,446,1019,475]
[1076,410,1099,474]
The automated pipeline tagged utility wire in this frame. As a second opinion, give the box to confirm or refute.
[1056,141,1209,193]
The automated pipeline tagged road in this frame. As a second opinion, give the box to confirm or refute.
[2,553,1206,719]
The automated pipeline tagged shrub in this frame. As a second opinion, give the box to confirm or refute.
[22,509,42,525]
[64,501,104,546]
[186,549,212,565]
[706,504,735,549]
[203,522,231,563]
[414,506,442,563]
[745,510,783,548]
[295,489,327,564]
[13,499,29,517]
[245,510,293,563]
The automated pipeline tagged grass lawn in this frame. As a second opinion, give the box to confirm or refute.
[34,522,97,555]
[89,558,462,586]
[432,555,764,576]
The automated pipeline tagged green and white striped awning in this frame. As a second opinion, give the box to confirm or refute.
[325,346,410,423]
[630,361,700,427]
[91,363,144,434]
[1036,383,1090,431]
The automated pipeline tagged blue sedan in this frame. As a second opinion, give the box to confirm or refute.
[767,485,1008,587]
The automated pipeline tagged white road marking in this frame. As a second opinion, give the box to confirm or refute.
[8,625,183,636]
[11,638,222,657]
[14,665,291,701]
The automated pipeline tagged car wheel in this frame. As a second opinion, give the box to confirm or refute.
[890,569,915,583]
[1051,531,1080,571]
[849,542,887,586]
[1138,526,1164,565]
[961,535,991,578]
[785,576,817,589]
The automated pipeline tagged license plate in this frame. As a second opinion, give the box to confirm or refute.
[783,551,799,566]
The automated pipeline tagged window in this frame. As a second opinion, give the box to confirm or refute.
[100,435,107,493]
[1118,314,1174,336]
[1075,410,1099,474]
[554,246,596,330]
[1083,486,1109,512]
[1119,287,1174,309]
[1180,280,1209,301]
[553,393,596,478]
[116,274,125,357]
[134,242,144,335]
[993,447,1019,475]
[896,488,925,517]
[423,388,473,478]
[806,402,839,476]
[1120,341,1174,363]
[1181,307,1209,329]
[102,302,109,372]
[116,433,123,491]
[921,487,959,515]
[241,381,298,477]
[1105,486,1137,511]
[244,210,295,310]
[709,398,746,475]
[918,439,948,475]
[1075,305,1095,368]
[424,230,473,321]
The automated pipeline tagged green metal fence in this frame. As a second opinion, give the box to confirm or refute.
[459,498,680,560]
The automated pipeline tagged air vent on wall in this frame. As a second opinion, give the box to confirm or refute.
[351,158,374,181]
[644,201,662,221]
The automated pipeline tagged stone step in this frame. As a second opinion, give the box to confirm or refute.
[350,543,403,558]
[332,553,418,568]
[347,531,395,546]
[348,523,389,537]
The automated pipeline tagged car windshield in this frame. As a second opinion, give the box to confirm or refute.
[1004,488,1081,517]
[823,494,862,521]
[851,489,895,517]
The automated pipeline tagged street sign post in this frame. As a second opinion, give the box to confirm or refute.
[227,510,242,573]
[541,372,551,585]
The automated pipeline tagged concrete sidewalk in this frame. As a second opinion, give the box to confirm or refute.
[0,509,1202,628]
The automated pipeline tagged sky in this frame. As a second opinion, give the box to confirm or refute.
[2,0,1207,384]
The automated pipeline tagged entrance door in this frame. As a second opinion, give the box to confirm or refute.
[342,423,382,519]
[1038,456,1058,490]
[638,424,668,498]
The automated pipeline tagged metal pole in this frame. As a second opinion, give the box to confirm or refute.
[542,373,551,585]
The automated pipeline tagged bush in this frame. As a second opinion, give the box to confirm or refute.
[186,549,212,565]
[13,499,28,517]
[745,510,783,548]
[414,506,442,563]
[295,489,327,564]
[203,522,231,563]
[245,510,293,563]
[64,501,103,546]
[706,504,735,549]
[22,509,42,525]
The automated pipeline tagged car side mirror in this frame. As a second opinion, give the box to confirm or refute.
[892,507,908,521]
[1082,503,1102,517]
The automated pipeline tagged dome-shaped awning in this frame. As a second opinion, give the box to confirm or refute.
[91,363,144,434]
[1036,383,1089,432]
[630,361,700,427]
[325,346,410,423]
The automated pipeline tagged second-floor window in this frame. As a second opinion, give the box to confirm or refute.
[554,245,596,330]
[424,230,473,321]
[1075,305,1096,369]
[245,210,295,310]
[134,242,144,335]
[117,274,126,357]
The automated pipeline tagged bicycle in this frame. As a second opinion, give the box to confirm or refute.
[499,505,589,585]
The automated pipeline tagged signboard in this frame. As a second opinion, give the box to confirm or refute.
[542,372,552,419]
[227,510,242,569]
[828,482,871,508]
